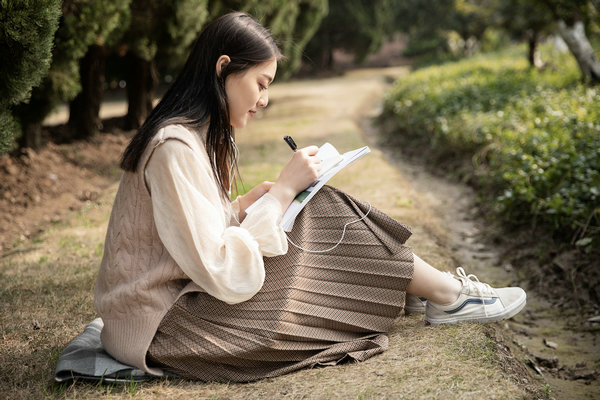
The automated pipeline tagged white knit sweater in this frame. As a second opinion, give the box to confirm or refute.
[94,124,287,374]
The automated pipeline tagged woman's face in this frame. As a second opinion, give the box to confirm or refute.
[224,58,277,129]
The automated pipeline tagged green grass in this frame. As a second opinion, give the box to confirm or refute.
[383,44,600,250]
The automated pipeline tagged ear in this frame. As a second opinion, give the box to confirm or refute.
[216,55,231,77]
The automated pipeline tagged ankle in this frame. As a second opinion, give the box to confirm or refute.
[431,279,462,306]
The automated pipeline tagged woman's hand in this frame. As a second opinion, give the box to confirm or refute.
[269,146,321,211]
[236,181,274,222]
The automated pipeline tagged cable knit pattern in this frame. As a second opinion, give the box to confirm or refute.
[94,125,287,375]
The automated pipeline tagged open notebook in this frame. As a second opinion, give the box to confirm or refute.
[245,143,370,231]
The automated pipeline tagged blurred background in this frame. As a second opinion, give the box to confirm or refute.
[1,0,598,151]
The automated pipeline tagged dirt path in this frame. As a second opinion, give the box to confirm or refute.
[1,67,558,399]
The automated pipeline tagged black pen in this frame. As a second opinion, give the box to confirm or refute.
[283,135,297,151]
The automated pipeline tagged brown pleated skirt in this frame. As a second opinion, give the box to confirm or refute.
[146,186,414,382]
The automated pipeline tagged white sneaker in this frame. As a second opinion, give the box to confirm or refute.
[405,294,427,314]
[425,267,526,325]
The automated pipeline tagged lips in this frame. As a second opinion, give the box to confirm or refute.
[249,110,256,118]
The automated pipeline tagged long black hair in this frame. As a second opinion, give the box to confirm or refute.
[120,12,282,197]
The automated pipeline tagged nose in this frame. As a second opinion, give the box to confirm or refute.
[257,93,268,108]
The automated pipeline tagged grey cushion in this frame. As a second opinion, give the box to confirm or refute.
[54,318,155,383]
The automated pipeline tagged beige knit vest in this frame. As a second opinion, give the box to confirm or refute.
[94,125,221,375]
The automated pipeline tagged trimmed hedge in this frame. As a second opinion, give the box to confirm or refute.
[383,45,600,249]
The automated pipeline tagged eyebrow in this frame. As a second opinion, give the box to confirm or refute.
[261,73,274,84]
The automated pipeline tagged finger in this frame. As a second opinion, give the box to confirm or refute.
[299,145,319,156]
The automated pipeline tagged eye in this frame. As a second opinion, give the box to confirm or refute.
[259,83,267,91]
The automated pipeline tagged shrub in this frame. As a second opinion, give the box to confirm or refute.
[0,0,61,153]
[383,45,600,249]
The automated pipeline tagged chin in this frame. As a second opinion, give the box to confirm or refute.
[232,119,248,129]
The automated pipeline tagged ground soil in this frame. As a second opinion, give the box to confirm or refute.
[1,65,596,399]
[0,132,130,254]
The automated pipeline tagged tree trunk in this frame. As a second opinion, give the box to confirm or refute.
[527,31,543,69]
[324,46,334,69]
[125,54,158,130]
[556,19,600,85]
[67,44,106,140]
[15,84,53,151]
[19,121,42,151]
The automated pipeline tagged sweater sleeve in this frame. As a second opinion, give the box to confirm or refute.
[144,139,288,304]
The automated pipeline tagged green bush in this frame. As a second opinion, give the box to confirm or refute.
[383,45,600,249]
[0,0,61,153]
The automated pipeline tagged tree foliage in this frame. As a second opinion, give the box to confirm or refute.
[211,0,327,78]
[304,0,396,69]
[393,0,457,58]
[124,0,208,65]
[3,0,597,154]
[0,0,61,154]
[14,0,131,149]
[450,0,502,55]
[391,0,599,84]
[499,0,554,68]
[66,1,133,140]
[119,0,209,129]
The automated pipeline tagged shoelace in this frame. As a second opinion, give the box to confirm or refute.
[454,267,493,317]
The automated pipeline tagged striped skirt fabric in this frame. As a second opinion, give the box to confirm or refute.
[146,186,414,382]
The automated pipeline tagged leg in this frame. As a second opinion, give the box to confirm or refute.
[406,254,461,305]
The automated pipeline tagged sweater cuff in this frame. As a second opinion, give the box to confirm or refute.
[241,193,288,256]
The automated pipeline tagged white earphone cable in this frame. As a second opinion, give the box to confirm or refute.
[286,202,372,253]
[229,138,242,225]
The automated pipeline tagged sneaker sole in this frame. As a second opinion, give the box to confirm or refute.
[424,292,526,326]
